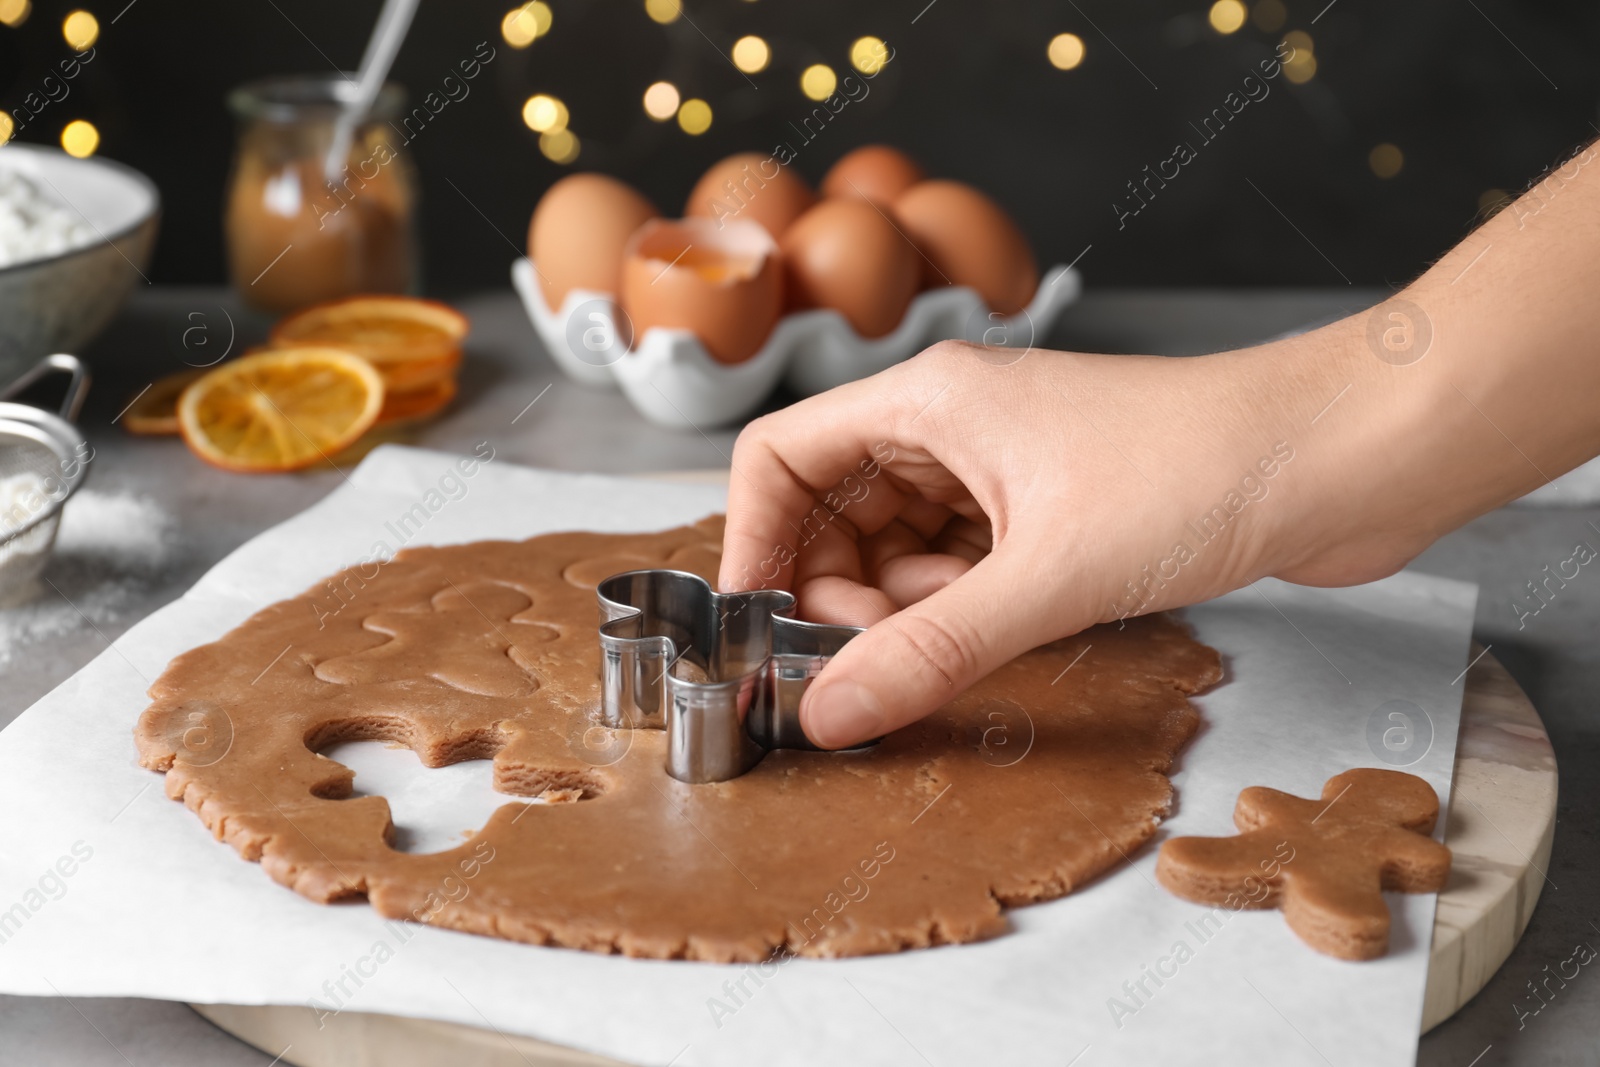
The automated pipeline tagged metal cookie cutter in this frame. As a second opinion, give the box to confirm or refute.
[597,569,863,784]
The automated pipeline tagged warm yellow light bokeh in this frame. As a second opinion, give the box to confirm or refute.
[732,35,770,73]
[677,98,712,135]
[1208,0,1246,34]
[644,0,680,25]
[0,0,30,28]
[1047,33,1085,70]
[800,64,837,101]
[0,112,13,146]
[521,94,569,134]
[1478,188,1510,216]
[1283,52,1316,83]
[1281,32,1316,82]
[643,81,680,121]
[61,119,98,158]
[501,2,551,48]
[850,35,889,74]
[539,129,579,165]
[1252,0,1286,32]
[1369,143,1403,179]
[61,8,97,49]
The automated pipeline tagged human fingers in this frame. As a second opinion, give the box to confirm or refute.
[719,376,914,595]
[799,544,1052,748]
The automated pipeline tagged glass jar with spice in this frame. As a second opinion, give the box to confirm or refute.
[225,74,418,314]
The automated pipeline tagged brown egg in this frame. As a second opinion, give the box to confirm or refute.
[528,173,659,308]
[780,199,920,339]
[821,145,925,205]
[892,180,1038,315]
[684,153,815,240]
[620,218,783,365]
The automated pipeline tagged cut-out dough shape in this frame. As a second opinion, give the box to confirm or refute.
[136,517,1222,962]
[316,582,556,697]
[1155,767,1452,960]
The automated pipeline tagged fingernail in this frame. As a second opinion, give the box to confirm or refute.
[803,680,885,749]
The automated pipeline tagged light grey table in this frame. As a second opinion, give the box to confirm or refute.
[0,288,1593,1066]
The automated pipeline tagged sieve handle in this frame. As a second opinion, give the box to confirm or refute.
[0,354,91,422]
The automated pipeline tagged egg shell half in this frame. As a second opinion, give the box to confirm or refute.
[620,217,784,365]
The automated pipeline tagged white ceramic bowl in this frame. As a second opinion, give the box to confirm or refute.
[0,144,160,384]
[512,257,1080,429]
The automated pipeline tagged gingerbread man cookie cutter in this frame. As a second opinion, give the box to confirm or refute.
[597,569,863,784]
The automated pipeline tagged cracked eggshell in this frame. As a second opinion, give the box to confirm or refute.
[620,217,784,366]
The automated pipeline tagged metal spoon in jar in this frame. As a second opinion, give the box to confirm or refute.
[322,0,421,184]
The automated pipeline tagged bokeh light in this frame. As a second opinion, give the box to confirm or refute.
[732,35,770,73]
[800,64,837,101]
[1283,53,1317,82]
[1369,143,1404,179]
[61,119,98,158]
[0,112,13,146]
[677,98,712,135]
[1478,188,1511,216]
[1047,33,1085,70]
[643,81,680,121]
[539,129,579,165]
[521,94,569,134]
[500,2,551,48]
[0,0,30,28]
[1282,31,1316,83]
[1252,0,1286,32]
[61,9,97,49]
[1208,0,1246,34]
[850,35,889,75]
[644,0,680,25]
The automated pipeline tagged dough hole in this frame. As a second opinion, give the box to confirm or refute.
[305,716,503,765]
[321,740,522,855]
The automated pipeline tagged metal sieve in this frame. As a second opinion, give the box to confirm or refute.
[0,354,91,605]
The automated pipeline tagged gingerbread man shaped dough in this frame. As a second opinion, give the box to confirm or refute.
[1155,767,1452,960]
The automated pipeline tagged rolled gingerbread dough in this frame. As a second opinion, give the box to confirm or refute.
[135,518,1222,961]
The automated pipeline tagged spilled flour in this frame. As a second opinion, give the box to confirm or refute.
[0,488,174,669]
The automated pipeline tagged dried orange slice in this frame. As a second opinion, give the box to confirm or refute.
[270,296,468,390]
[177,348,384,473]
[121,368,207,436]
[368,349,461,391]
[377,376,457,424]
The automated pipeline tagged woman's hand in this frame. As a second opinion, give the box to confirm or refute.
[720,333,1378,749]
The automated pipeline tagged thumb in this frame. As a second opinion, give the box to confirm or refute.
[799,549,1054,749]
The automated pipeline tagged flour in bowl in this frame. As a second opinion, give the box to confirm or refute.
[0,168,96,269]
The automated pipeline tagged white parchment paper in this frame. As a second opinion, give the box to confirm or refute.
[0,446,1477,1066]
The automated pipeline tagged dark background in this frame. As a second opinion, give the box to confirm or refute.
[2,0,1596,295]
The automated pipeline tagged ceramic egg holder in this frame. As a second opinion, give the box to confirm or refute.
[511,257,1080,430]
